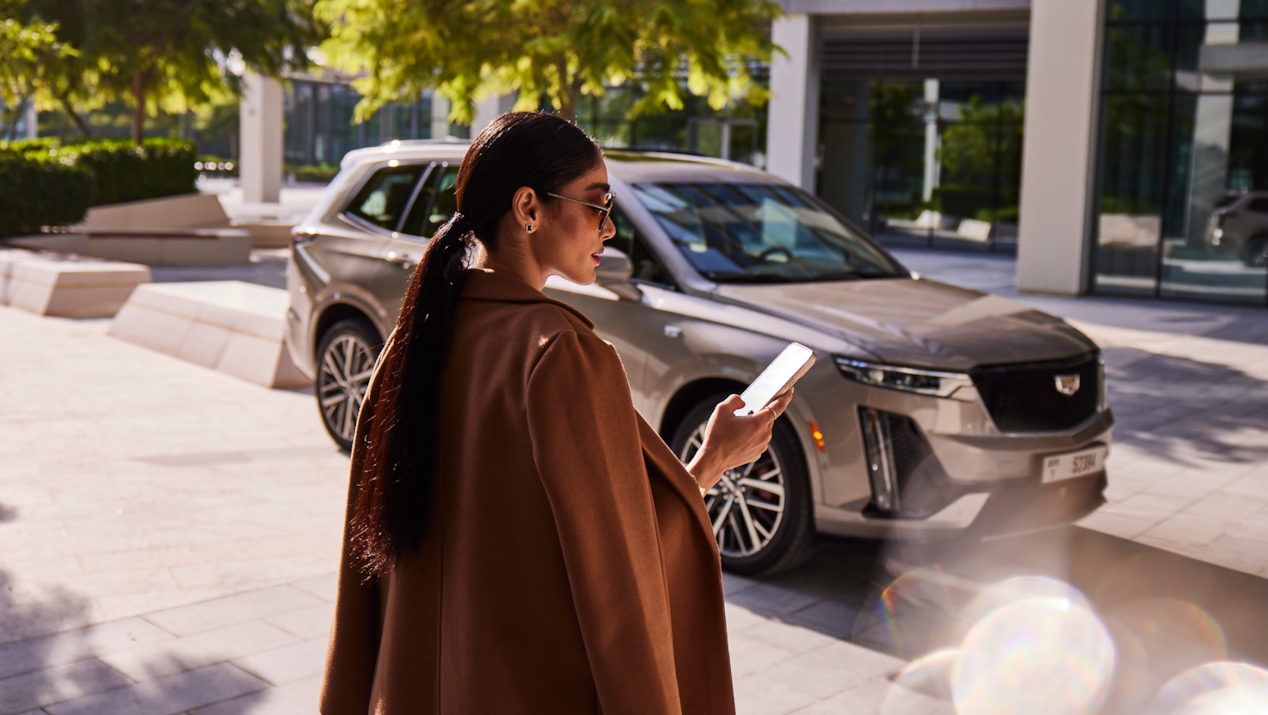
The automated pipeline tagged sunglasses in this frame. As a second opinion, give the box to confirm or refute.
[546,191,616,231]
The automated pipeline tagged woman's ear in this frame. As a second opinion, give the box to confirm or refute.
[512,186,539,234]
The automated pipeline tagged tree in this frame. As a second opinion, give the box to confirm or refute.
[0,16,73,139]
[314,0,782,125]
[22,0,324,144]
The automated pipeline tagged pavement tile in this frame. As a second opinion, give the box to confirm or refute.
[1196,536,1268,576]
[727,585,827,617]
[1140,514,1231,547]
[0,619,174,679]
[283,574,336,604]
[96,622,300,683]
[230,639,327,686]
[188,675,319,715]
[43,663,267,715]
[732,674,818,715]
[727,632,797,677]
[0,659,133,715]
[723,603,770,634]
[141,587,324,637]
[786,597,865,641]
[261,603,333,642]
[764,642,903,701]
[1076,510,1157,541]
[1097,493,1190,525]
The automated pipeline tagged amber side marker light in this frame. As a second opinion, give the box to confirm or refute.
[808,421,825,452]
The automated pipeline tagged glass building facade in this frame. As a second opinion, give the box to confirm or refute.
[1094,0,1268,304]
[283,80,456,169]
[815,26,1030,253]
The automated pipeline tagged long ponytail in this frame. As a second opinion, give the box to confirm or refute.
[350,112,601,575]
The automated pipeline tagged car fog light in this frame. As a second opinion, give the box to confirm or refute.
[860,408,900,513]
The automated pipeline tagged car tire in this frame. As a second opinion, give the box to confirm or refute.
[315,318,382,452]
[670,395,816,575]
[1243,236,1268,268]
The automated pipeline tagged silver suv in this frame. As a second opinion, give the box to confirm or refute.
[286,139,1113,574]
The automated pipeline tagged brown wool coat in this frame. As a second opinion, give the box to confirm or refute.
[320,269,736,714]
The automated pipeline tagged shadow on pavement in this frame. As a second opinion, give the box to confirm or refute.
[730,525,1268,714]
[1105,350,1268,468]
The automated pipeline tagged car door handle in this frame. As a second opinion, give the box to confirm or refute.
[385,251,415,269]
[664,325,682,338]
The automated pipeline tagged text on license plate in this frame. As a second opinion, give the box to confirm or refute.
[1041,446,1108,484]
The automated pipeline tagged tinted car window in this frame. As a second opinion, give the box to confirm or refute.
[346,164,427,231]
[399,164,439,237]
[632,182,905,283]
[422,167,460,237]
[1249,198,1268,213]
[612,210,673,287]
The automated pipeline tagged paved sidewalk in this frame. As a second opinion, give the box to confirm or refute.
[5,248,1268,714]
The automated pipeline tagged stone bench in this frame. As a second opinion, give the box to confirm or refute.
[108,280,310,389]
[5,227,253,266]
[0,250,150,317]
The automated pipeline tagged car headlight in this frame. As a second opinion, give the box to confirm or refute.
[834,357,974,399]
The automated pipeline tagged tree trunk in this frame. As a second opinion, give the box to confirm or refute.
[131,71,146,145]
[57,94,91,137]
[556,57,577,123]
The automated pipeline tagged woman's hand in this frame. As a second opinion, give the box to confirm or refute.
[686,389,795,491]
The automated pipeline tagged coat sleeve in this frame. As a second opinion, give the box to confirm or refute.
[526,330,683,715]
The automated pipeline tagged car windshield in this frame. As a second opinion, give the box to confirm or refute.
[632,182,906,283]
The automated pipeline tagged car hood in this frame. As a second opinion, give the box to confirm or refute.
[713,278,1096,371]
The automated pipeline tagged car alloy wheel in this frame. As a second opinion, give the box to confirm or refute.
[679,423,787,559]
[1245,236,1268,268]
[671,395,816,575]
[316,319,381,451]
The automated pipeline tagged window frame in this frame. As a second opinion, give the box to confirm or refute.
[339,159,433,237]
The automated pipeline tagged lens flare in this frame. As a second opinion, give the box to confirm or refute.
[951,596,1116,715]
[881,649,958,715]
[956,576,1093,643]
[1152,662,1268,715]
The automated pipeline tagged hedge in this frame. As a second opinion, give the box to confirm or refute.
[0,137,198,237]
[0,153,93,238]
[51,138,198,206]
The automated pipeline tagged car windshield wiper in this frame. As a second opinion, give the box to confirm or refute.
[786,271,895,282]
[702,272,797,284]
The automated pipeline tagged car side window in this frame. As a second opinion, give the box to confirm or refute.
[421,166,460,238]
[398,164,440,238]
[614,210,674,288]
[345,164,427,232]
[1249,198,1268,214]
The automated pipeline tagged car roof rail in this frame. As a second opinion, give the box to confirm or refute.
[379,137,470,147]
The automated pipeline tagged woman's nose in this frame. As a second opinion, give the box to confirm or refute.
[600,218,617,242]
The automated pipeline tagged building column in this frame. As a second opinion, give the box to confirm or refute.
[240,73,284,203]
[1016,0,1105,295]
[766,14,819,189]
[24,102,37,139]
[471,93,518,137]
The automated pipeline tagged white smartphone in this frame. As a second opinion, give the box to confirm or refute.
[735,343,816,417]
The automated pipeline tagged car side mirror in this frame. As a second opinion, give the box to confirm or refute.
[596,247,643,302]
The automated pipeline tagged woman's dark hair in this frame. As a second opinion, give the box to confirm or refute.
[351,111,602,575]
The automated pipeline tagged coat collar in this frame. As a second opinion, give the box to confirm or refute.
[461,269,595,330]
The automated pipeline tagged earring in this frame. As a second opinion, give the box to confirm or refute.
[525,223,534,233]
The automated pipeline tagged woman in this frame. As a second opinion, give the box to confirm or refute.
[321,111,793,714]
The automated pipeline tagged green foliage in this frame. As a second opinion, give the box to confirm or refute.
[0,151,92,237]
[286,163,338,183]
[22,0,324,140]
[938,95,1025,180]
[50,138,199,205]
[314,0,782,124]
[2,136,199,206]
[0,16,74,137]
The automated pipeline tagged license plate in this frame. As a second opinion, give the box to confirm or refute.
[1041,445,1108,484]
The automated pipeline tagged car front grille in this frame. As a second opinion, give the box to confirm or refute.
[970,353,1100,433]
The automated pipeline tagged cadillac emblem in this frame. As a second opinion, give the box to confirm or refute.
[1054,374,1081,396]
